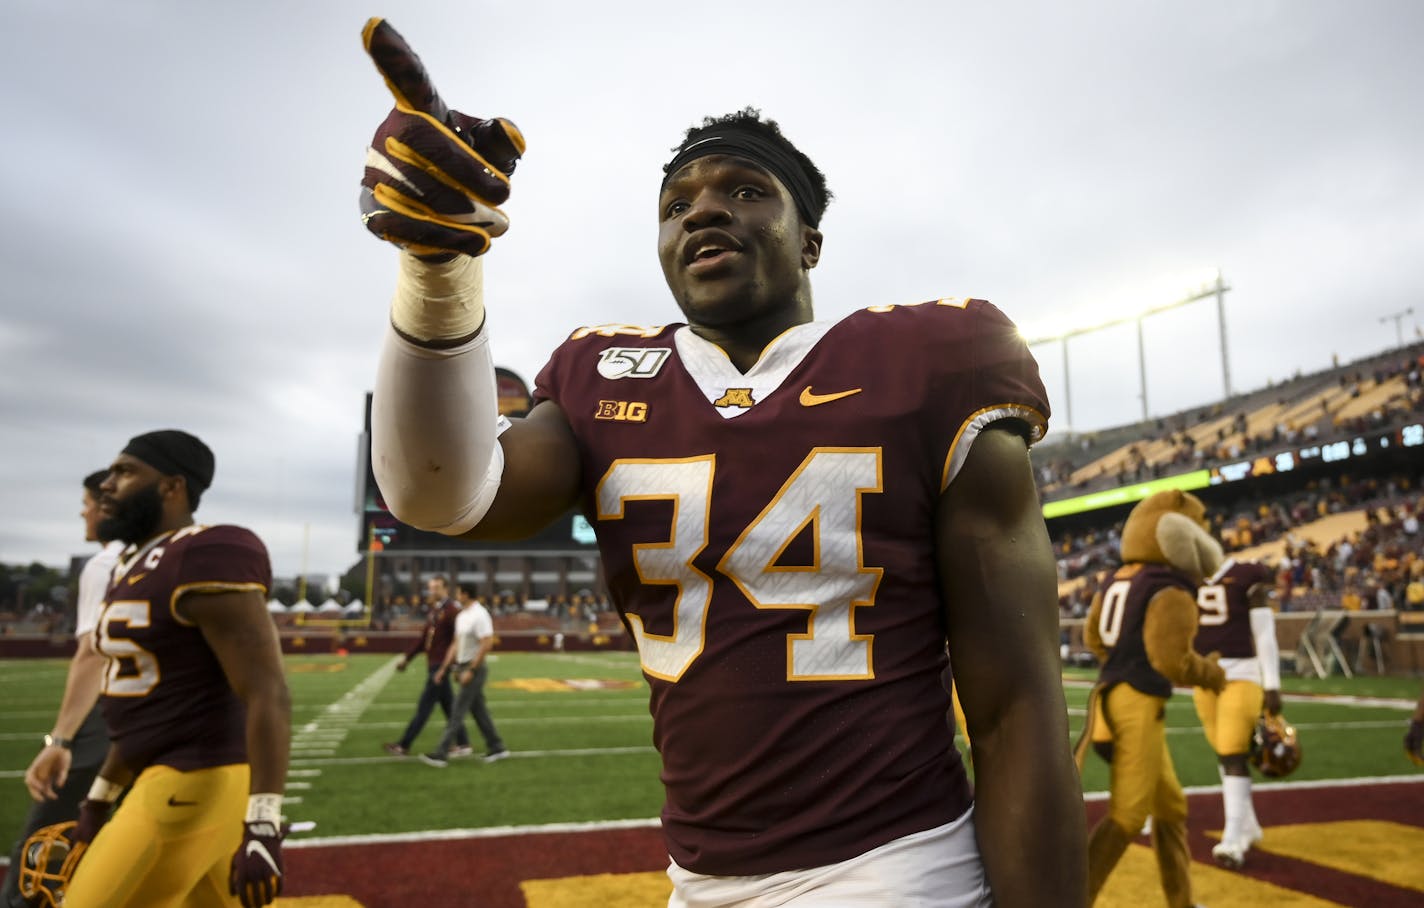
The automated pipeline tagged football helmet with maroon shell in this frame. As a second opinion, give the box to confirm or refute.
[1249,712,1302,778]
[17,821,86,908]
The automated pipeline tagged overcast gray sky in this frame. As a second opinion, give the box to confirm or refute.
[3,0,1421,580]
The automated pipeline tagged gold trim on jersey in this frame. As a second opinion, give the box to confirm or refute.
[170,582,271,627]
[570,324,668,339]
[940,402,1050,491]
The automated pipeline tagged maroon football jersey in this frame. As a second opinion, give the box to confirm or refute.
[406,598,462,668]
[1194,558,1273,659]
[1092,562,1197,699]
[534,298,1049,875]
[96,524,271,773]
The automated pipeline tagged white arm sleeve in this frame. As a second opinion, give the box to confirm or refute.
[372,323,509,535]
[1249,606,1281,690]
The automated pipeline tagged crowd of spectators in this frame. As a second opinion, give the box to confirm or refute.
[367,587,615,633]
[1036,350,1424,499]
[1056,470,1424,619]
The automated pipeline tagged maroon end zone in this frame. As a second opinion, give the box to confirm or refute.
[269,780,1423,907]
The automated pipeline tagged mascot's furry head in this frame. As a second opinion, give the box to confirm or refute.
[1119,489,1223,582]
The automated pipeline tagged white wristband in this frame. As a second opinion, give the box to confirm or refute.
[87,776,124,803]
[391,252,485,341]
[247,793,283,825]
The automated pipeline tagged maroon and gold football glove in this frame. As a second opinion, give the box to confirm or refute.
[72,798,112,845]
[229,820,284,908]
[359,17,525,259]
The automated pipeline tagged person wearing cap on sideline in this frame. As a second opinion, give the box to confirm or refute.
[357,17,1085,906]
[58,430,291,908]
[1,470,120,908]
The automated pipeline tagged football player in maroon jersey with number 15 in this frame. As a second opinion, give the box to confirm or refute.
[59,430,290,908]
[357,17,1085,908]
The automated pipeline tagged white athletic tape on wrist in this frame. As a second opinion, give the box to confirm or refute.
[246,793,283,825]
[87,776,123,803]
[391,251,485,341]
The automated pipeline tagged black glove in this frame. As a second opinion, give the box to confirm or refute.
[72,798,112,844]
[229,820,285,908]
[359,17,525,259]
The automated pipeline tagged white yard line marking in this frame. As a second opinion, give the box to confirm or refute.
[344,714,651,730]
[1083,772,1424,800]
[287,774,1424,848]
[285,816,661,849]
[289,745,656,768]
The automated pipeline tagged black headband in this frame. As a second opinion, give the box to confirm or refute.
[661,126,822,227]
[123,429,215,495]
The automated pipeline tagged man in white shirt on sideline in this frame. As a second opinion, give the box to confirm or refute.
[421,581,507,767]
[3,470,123,908]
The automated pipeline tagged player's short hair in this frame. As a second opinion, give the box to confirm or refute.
[662,107,833,227]
[83,469,108,496]
[456,580,479,598]
[428,574,451,589]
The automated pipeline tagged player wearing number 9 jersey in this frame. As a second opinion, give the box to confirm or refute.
[362,19,1086,903]
[61,430,291,908]
[1192,558,1280,869]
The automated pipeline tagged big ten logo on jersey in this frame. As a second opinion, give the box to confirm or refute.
[596,347,671,380]
[595,400,649,423]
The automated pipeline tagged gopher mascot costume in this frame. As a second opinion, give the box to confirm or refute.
[1076,490,1226,908]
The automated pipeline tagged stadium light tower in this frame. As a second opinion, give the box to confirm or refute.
[1027,272,1232,435]
[1379,307,1415,348]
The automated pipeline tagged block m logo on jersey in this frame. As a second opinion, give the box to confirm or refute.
[597,347,671,380]
[713,388,756,408]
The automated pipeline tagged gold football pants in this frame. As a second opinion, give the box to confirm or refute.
[64,763,248,908]
[1193,679,1264,756]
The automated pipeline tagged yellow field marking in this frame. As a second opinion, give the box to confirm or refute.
[523,871,671,907]
[494,678,641,692]
[288,662,350,673]
[274,897,366,907]
[1096,842,1345,908]
[1250,821,1424,893]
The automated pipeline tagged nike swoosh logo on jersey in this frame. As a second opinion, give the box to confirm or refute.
[126,573,147,585]
[799,386,863,406]
[246,839,281,875]
[167,795,198,807]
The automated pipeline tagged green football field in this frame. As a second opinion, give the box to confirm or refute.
[1,653,1420,845]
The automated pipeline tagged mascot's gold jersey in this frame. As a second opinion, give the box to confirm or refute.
[535,299,1049,876]
[96,524,271,773]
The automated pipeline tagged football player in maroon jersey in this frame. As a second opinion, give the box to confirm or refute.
[59,430,291,908]
[357,18,1085,907]
[1192,557,1283,868]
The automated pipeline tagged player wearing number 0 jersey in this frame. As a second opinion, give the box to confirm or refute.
[1192,558,1280,868]
[535,298,1045,874]
[362,34,1086,901]
[1078,491,1225,908]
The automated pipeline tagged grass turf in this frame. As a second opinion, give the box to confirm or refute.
[1,654,1420,844]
